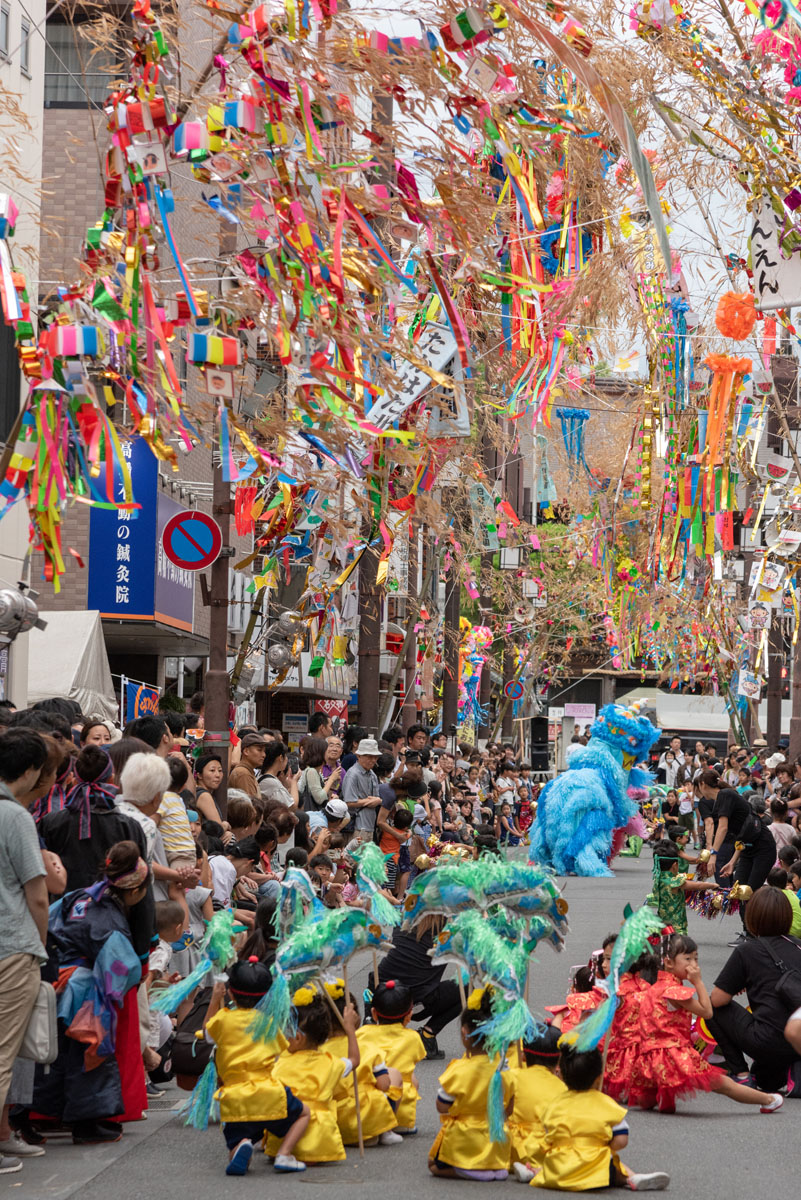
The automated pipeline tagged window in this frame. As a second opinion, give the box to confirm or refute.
[0,5,10,58]
[0,320,21,444]
[44,20,120,106]
[20,19,29,74]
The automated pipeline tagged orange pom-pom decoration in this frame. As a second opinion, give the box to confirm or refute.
[715,291,756,340]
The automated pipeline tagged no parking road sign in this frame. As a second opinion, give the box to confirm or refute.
[162,510,223,571]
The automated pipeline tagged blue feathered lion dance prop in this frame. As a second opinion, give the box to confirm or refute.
[529,700,660,877]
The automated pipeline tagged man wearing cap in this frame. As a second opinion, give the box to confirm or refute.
[306,796,349,837]
[341,738,382,834]
[228,732,266,800]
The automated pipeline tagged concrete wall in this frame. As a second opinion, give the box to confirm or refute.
[0,0,45,704]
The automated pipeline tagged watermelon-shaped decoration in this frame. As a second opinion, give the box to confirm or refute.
[767,462,790,479]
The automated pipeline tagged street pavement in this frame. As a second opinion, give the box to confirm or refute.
[13,853,796,1199]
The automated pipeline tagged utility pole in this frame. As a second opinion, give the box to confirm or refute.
[356,91,393,736]
[441,547,461,735]
[766,616,783,747]
[789,632,801,756]
[401,521,420,731]
[501,641,516,740]
[204,460,232,819]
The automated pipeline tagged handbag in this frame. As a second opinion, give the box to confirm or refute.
[20,980,58,1065]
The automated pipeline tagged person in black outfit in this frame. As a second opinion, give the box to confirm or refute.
[698,768,775,942]
[38,746,148,891]
[709,885,801,1091]
[377,915,462,1059]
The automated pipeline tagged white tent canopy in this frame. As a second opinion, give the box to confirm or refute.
[27,610,117,721]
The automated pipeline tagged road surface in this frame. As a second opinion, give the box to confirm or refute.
[13,853,792,1199]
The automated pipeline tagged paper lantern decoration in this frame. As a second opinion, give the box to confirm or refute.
[0,194,18,239]
[715,292,756,340]
[40,324,104,357]
[187,333,242,366]
[172,121,210,154]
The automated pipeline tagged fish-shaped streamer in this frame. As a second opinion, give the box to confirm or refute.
[248,907,386,1043]
[351,841,402,926]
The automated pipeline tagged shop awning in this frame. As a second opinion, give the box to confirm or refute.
[27,610,118,720]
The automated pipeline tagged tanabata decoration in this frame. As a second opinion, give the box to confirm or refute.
[714,292,757,341]
[529,700,661,877]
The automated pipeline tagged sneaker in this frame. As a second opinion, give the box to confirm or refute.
[760,1093,784,1113]
[146,1079,165,1098]
[8,1115,46,1146]
[226,1139,253,1176]
[627,1172,670,1191]
[512,1162,535,1183]
[0,1133,44,1158]
[0,1156,22,1175]
[419,1030,445,1060]
[379,1130,404,1146]
[274,1154,306,1173]
[727,932,747,948]
[71,1121,123,1145]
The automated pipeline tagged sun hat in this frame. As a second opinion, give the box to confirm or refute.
[355,737,381,755]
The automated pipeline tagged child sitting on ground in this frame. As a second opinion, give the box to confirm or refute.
[325,981,402,1147]
[203,958,309,1176]
[267,988,359,1163]
[358,980,426,1135]
[546,966,608,1036]
[527,1045,669,1191]
[428,987,512,1182]
[506,1025,566,1176]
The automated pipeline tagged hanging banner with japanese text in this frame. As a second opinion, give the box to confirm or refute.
[88,438,195,630]
[88,437,159,618]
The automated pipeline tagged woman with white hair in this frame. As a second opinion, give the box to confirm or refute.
[117,753,171,863]
[118,752,194,932]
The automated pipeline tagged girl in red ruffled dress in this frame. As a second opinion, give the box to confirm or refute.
[603,951,659,1104]
[546,966,607,1036]
[626,933,783,1115]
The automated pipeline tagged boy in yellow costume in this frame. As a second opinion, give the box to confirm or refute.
[358,979,425,1133]
[524,1045,670,1191]
[324,980,403,1147]
[506,1025,566,1176]
[203,957,310,1176]
[266,987,359,1163]
[428,988,512,1181]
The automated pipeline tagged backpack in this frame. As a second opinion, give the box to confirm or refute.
[171,985,214,1090]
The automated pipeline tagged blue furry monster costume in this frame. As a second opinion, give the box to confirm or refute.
[529,701,661,877]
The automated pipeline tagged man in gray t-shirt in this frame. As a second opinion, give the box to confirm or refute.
[341,738,382,833]
[0,729,50,1172]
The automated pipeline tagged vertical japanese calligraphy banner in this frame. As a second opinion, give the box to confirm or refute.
[88,437,159,619]
[751,201,801,309]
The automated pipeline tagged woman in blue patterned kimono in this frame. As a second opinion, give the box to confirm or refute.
[25,841,147,1144]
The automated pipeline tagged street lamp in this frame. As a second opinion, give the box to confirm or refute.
[0,583,46,644]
